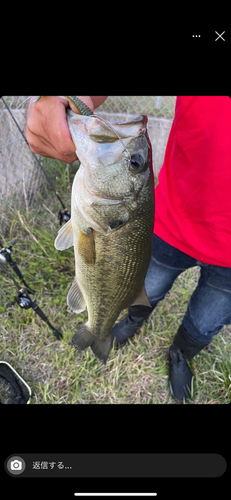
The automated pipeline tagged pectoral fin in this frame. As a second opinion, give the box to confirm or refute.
[54,219,73,250]
[67,277,86,313]
[78,229,96,264]
[131,286,152,308]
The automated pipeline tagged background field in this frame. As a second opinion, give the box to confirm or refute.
[0,159,230,405]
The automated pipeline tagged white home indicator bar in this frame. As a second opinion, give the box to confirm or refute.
[74,494,157,497]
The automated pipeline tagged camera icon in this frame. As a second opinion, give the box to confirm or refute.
[11,460,22,471]
[6,456,26,475]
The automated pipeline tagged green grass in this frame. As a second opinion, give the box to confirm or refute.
[0,161,230,404]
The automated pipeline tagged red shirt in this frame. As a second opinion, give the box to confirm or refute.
[154,96,231,267]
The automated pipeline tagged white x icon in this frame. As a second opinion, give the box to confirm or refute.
[215,31,225,41]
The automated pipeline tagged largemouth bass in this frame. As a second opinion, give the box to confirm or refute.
[55,110,155,363]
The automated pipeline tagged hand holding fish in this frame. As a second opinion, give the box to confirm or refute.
[26,96,107,163]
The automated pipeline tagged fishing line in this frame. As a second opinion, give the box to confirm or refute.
[90,113,132,162]
[1,97,70,225]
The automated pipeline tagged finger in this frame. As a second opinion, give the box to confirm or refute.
[27,131,77,163]
[40,96,76,156]
[27,96,77,160]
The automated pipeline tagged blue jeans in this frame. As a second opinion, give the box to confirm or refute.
[144,234,231,345]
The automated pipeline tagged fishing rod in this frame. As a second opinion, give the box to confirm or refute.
[0,239,35,294]
[1,97,70,225]
[0,260,62,340]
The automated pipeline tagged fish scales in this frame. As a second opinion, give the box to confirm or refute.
[55,111,155,363]
[73,195,153,337]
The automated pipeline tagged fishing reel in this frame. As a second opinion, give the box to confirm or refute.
[58,207,71,225]
[0,242,62,340]
[0,239,17,265]
[7,289,33,309]
[6,288,62,339]
[16,290,33,309]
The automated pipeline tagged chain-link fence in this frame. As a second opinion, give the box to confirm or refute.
[0,96,176,235]
[0,96,44,234]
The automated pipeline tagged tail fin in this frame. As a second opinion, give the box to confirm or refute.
[91,337,111,364]
[71,324,111,364]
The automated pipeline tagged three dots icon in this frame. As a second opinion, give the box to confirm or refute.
[192,32,225,41]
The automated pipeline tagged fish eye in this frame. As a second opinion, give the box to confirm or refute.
[129,154,145,173]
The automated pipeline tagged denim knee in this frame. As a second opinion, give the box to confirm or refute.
[145,256,183,307]
[182,282,231,344]
[144,234,194,308]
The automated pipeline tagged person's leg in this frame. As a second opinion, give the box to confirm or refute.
[169,263,231,401]
[111,234,196,347]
